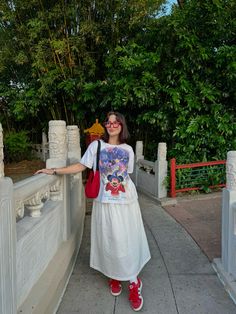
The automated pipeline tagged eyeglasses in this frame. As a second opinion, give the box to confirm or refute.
[104,121,122,128]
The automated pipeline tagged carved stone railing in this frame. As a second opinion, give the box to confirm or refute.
[137,159,155,174]
[14,174,60,219]
[0,121,86,314]
[213,151,236,303]
[132,141,167,200]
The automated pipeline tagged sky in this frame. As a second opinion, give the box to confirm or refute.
[162,0,178,15]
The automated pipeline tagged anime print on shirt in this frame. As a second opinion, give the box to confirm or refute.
[99,146,129,201]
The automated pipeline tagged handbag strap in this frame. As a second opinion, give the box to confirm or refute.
[95,140,101,171]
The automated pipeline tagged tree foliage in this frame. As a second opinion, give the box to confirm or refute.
[0,0,164,132]
[0,0,235,162]
[99,0,236,161]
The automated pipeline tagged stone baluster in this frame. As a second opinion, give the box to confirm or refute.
[0,123,17,314]
[144,165,153,174]
[25,192,44,217]
[50,179,62,201]
[155,142,167,198]
[222,151,236,276]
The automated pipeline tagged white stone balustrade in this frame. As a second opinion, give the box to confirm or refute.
[14,175,59,218]
[0,179,17,314]
[0,120,86,314]
[213,151,236,303]
[132,141,167,199]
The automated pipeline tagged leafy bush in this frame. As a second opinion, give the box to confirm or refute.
[4,131,32,162]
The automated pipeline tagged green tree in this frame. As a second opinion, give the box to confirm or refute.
[100,0,236,161]
[0,0,164,134]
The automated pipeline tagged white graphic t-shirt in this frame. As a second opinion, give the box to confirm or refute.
[80,140,138,204]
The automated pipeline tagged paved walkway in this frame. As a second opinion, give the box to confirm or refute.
[57,193,236,314]
[163,192,222,261]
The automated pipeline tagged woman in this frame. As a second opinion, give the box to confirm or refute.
[36,112,151,311]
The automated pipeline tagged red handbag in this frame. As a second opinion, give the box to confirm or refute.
[85,140,101,198]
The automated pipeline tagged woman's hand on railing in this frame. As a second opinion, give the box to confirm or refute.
[34,163,86,176]
[34,168,56,175]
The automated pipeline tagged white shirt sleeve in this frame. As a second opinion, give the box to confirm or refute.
[128,146,134,174]
[80,140,99,169]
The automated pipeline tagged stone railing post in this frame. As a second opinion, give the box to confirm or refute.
[133,141,144,185]
[67,125,85,234]
[135,141,144,162]
[0,123,17,314]
[46,120,69,239]
[67,125,81,162]
[42,131,48,161]
[46,120,67,169]
[154,142,167,198]
[222,151,236,276]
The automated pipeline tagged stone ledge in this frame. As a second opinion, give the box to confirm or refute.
[137,189,177,206]
[212,258,236,305]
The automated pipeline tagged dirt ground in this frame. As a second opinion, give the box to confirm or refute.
[4,159,46,183]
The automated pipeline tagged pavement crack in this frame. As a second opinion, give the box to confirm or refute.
[113,296,117,314]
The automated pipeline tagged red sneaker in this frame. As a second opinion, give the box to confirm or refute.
[109,279,122,296]
[128,278,143,311]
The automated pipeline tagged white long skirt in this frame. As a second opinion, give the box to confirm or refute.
[90,199,151,281]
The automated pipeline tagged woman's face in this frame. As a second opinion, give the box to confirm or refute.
[105,114,122,137]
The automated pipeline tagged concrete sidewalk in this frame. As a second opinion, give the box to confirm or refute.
[57,193,236,314]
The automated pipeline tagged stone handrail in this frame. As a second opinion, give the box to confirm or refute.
[132,141,167,199]
[14,174,59,219]
[213,151,236,302]
[137,159,155,174]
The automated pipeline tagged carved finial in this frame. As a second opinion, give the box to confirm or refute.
[135,141,144,161]
[48,120,67,160]
[158,143,167,161]
[226,151,236,191]
[67,125,81,160]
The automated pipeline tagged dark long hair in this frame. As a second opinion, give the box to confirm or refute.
[102,112,130,144]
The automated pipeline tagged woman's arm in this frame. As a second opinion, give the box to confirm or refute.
[35,162,87,175]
